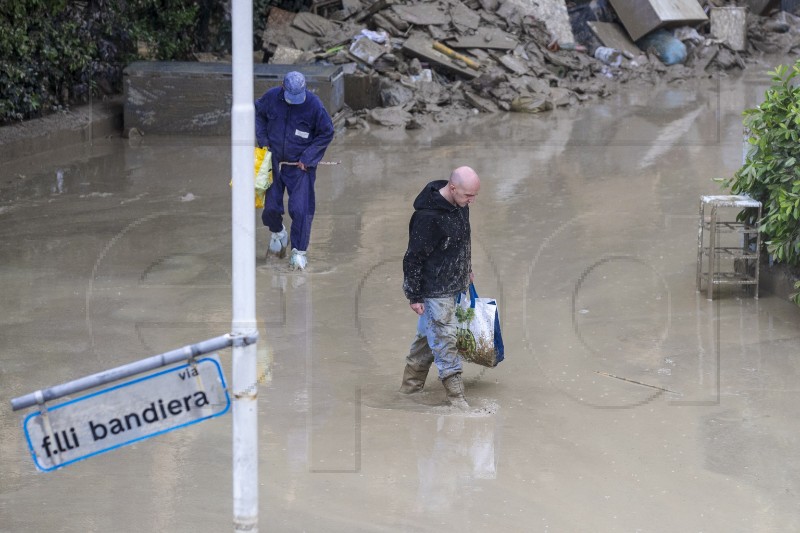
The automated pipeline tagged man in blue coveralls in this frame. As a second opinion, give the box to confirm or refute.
[255,71,334,270]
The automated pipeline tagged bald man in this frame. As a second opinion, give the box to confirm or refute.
[401,166,481,410]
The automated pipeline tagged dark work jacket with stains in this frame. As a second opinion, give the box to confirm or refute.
[403,180,472,303]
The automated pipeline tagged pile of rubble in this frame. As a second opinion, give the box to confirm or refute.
[253,0,800,128]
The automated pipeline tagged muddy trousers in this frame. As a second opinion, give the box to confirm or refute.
[407,296,462,380]
[262,166,316,252]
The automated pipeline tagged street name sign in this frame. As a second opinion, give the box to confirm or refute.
[23,355,229,472]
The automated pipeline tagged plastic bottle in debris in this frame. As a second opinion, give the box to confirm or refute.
[594,46,622,67]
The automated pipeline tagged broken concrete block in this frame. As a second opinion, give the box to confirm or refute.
[380,81,415,106]
[548,87,571,106]
[526,77,551,94]
[495,1,523,28]
[710,7,747,52]
[349,36,387,65]
[415,80,447,105]
[269,45,307,64]
[504,0,575,46]
[470,69,507,93]
[465,91,500,112]
[497,54,529,75]
[263,7,298,51]
[367,106,412,127]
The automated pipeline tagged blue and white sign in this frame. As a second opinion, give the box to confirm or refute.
[24,355,229,472]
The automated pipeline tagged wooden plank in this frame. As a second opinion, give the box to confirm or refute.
[609,0,707,41]
[401,32,478,79]
[586,21,641,58]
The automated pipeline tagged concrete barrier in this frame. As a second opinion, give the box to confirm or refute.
[123,62,344,136]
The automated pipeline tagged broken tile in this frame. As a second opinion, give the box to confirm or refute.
[497,53,529,75]
[449,0,481,32]
[447,28,518,50]
[349,35,388,65]
[392,4,449,25]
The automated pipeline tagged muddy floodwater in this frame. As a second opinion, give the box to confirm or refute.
[2,63,800,532]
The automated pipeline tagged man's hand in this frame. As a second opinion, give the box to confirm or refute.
[298,161,307,171]
[410,302,424,315]
[469,271,475,283]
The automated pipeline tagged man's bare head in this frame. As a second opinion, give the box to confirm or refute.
[446,166,480,207]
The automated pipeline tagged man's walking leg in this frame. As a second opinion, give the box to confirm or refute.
[423,297,468,409]
[286,169,316,270]
[263,178,288,257]
[400,316,434,393]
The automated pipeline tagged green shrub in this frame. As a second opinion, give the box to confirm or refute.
[725,60,800,266]
[128,0,199,60]
[0,0,98,121]
[0,0,236,124]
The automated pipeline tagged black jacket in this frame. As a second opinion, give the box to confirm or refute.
[403,180,472,303]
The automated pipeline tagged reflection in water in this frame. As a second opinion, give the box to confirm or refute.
[53,168,64,194]
[413,414,497,512]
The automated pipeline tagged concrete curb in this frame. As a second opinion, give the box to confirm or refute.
[0,97,124,163]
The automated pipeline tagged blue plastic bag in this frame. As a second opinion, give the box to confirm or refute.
[636,28,687,66]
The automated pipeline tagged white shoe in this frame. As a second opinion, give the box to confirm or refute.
[268,226,288,258]
[289,248,307,271]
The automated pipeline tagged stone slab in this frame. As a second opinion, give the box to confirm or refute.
[504,0,574,45]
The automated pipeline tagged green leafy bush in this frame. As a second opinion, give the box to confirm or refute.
[725,60,800,266]
[0,0,237,124]
[128,0,199,60]
[0,1,99,122]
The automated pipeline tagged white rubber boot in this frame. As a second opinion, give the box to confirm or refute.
[289,248,307,271]
[269,225,288,258]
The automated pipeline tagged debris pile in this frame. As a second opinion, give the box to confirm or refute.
[253,0,800,128]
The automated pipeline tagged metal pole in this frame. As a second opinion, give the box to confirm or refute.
[231,0,258,531]
[10,334,247,411]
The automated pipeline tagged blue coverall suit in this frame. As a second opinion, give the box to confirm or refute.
[255,86,334,252]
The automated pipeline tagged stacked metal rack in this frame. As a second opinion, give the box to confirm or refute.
[696,195,762,300]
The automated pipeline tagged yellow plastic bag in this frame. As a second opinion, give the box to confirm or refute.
[229,147,273,209]
[254,147,273,209]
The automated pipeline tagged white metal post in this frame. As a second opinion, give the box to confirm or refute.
[231,0,258,530]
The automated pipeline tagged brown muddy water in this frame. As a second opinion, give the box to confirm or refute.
[2,62,800,532]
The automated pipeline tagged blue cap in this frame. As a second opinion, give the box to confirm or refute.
[283,71,306,105]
